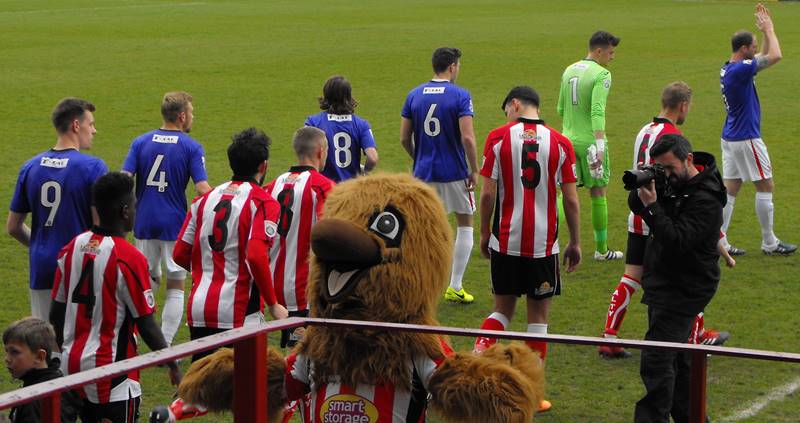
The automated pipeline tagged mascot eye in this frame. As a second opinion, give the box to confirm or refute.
[368,206,405,247]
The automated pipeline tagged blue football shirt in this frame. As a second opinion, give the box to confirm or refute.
[10,149,108,289]
[122,129,208,240]
[721,59,761,141]
[304,111,376,182]
[401,80,474,182]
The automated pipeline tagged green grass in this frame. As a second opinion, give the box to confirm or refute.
[1,0,799,421]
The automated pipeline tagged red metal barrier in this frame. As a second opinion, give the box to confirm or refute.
[1,316,799,422]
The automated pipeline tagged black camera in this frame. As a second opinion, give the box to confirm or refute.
[622,164,667,191]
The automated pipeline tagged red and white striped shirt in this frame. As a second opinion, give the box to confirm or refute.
[53,228,155,404]
[481,118,577,258]
[266,167,333,312]
[175,180,280,329]
[285,341,453,423]
[628,117,682,235]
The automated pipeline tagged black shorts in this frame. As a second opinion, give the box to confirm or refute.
[490,251,561,299]
[280,309,309,348]
[625,232,649,266]
[80,395,141,423]
[189,326,230,362]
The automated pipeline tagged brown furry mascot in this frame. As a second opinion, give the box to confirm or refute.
[155,173,544,423]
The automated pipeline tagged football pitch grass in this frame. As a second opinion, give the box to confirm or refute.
[1,0,798,421]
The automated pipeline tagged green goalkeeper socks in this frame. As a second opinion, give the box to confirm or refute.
[592,196,608,253]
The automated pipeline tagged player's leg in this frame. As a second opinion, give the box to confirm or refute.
[136,239,163,294]
[524,255,558,413]
[720,139,746,255]
[747,139,796,255]
[600,233,646,359]
[475,250,517,352]
[587,148,622,261]
[433,180,476,303]
[689,312,730,346]
[29,289,52,321]
[161,241,187,346]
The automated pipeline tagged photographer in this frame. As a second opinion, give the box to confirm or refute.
[630,134,726,423]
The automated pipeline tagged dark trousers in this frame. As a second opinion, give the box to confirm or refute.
[80,395,141,423]
[188,326,230,362]
[634,306,708,423]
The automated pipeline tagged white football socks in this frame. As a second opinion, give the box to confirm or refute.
[161,288,184,345]
[449,226,473,292]
[755,192,778,249]
[720,194,736,248]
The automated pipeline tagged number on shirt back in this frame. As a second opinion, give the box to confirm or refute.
[569,77,579,105]
[520,143,541,189]
[208,199,232,252]
[146,154,169,192]
[40,181,62,227]
[72,258,96,318]
[276,188,295,237]
[332,132,352,168]
[424,104,441,136]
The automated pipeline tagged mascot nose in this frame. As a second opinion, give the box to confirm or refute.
[311,218,382,266]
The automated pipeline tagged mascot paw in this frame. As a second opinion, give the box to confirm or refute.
[428,343,545,423]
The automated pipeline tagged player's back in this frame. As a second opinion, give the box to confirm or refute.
[482,119,576,258]
[184,181,277,329]
[559,60,609,142]
[54,229,154,403]
[305,112,375,182]
[266,167,334,311]
[402,80,473,182]
[10,149,107,289]
[632,118,682,168]
[123,129,207,240]
[720,60,761,140]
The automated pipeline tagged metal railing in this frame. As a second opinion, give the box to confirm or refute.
[1,317,799,423]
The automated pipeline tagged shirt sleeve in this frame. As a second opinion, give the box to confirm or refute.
[118,253,155,318]
[458,89,475,118]
[558,136,578,184]
[121,141,138,174]
[401,93,413,118]
[189,143,208,183]
[359,119,377,149]
[9,163,31,213]
[92,159,109,183]
[52,242,74,302]
[284,353,311,401]
[590,71,612,133]
[480,130,501,180]
[731,60,759,80]
[304,115,314,127]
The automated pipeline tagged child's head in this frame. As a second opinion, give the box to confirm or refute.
[3,317,56,379]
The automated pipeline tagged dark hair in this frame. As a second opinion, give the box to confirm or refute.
[3,317,58,364]
[589,31,620,50]
[731,31,754,52]
[51,97,95,134]
[228,127,271,177]
[501,86,540,110]
[661,81,692,109]
[161,91,193,123]
[319,76,357,115]
[93,172,135,224]
[650,133,693,161]
[432,47,462,73]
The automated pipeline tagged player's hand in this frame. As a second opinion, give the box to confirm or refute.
[725,256,736,268]
[269,303,289,320]
[466,173,478,192]
[562,243,581,273]
[755,3,773,32]
[167,363,183,386]
[637,180,658,206]
[480,234,491,259]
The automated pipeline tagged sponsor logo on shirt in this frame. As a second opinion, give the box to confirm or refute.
[520,129,541,142]
[468,99,474,113]
[319,394,378,423]
[571,163,577,178]
[152,134,179,144]
[80,239,102,255]
[328,114,353,122]
[603,79,611,89]
[144,289,155,308]
[743,59,753,65]
[222,185,240,196]
[40,157,69,168]
[281,173,300,184]
[535,281,554,296]
[572,63,589,70]
[423,87,446,94]
[265,221,277,238]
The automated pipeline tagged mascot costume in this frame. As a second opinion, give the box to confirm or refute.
[152,173,545,423]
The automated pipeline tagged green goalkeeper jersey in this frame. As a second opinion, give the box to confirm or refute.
[557,59,612,145]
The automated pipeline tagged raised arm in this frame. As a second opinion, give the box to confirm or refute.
[755,3,782,70]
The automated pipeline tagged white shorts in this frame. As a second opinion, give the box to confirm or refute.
[30,289,52,321]
[721,138,772,182]
[135,239,187,281]
[429,180,475,215]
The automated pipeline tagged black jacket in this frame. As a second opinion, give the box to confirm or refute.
[9,360,80,423]
[629,151,727,316]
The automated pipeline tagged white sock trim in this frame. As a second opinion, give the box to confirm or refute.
[488,312,510,328]
[527,323,548,334]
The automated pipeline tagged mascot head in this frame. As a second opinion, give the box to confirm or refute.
[299,173,453,388]
[309,172,452,324]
